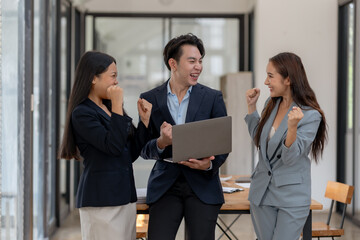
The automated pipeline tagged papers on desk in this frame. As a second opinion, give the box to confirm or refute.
[235,183,251,188]
[222,187,243,193]
[136,188,147,203]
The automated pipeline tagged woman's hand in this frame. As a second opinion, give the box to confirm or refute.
[137,98,152,127]
[246,88,260,114]
[285,106,303,147]
[287,106,303,129]
[107,85,123,115]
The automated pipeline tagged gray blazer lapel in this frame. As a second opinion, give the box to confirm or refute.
[259,99,279,170]
[185,84,205,123]
[267,101,297,160]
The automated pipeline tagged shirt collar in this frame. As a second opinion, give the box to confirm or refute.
[167,80,192,96]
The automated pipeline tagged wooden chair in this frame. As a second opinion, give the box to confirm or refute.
[136,214,149,239]
[311,181,354,239]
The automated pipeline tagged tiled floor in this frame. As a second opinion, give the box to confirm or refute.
[50,210,360,240]
[51,210,81,240]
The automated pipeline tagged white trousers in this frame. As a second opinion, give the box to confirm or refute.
[79,203,136,240]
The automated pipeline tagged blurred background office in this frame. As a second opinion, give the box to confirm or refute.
[1,0,360,239]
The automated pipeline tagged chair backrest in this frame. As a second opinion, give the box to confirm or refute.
[324,181,354,229]
[325,181,354,204]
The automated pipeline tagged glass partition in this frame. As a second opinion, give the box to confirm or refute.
[171,18,239,90]
[33,0,44,237]
[58,0,72,223]
[338,1,360,226]
[46,0,57,234]
[95,17,165,188]
[1,0,20,239]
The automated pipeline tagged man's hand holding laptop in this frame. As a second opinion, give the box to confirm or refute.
[157,116,231,170]
[156,121,215,170]
[178,156,215,170]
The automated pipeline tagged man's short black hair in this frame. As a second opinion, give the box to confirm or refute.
[163,33,205,71]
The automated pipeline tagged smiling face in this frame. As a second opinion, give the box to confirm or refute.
[91,62,118,99]
[265,61,291,98]
[170,44,203,87]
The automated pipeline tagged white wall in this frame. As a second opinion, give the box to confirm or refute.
[221,72,253,175]
[74,0,253,13]
[253,0,338,210]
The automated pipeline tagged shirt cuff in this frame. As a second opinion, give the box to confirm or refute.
[156,141,165,154]
[205,161,213,171]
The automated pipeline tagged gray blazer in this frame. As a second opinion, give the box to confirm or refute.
[245,98,321,207]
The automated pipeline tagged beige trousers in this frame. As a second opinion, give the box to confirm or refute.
[79,203,136,240]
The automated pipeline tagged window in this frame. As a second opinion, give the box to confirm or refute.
[338,0,360,226]
[1,1,21,238]
[91,15,241,188]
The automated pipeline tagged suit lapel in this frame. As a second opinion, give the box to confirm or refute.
[155,80,176,125]
[266,101,297,160]
[185,84,205,123]
[85,98,111,121]
[259,99,279,170]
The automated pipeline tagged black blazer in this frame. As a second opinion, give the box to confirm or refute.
[140,81,228,205]
[72,98,149,208]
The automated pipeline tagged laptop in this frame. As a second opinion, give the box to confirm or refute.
[166,116,232,163]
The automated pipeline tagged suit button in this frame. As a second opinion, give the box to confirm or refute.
[268,171,271,176]
[277,154,281,158]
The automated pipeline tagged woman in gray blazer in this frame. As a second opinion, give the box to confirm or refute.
[245,52,327,240]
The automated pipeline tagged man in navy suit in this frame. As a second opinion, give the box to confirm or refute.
[140,33,228,240]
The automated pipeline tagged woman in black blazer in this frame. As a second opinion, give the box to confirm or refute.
[59,51,152,240]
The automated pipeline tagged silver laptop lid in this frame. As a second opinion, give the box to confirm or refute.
[171,116,232,162]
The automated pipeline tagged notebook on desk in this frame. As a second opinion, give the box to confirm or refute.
[165,116,232,163]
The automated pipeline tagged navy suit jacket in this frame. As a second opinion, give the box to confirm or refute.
[140,80,228,205]
[72,98,149,208]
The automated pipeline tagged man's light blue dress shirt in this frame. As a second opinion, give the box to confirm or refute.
[156,81,212,170]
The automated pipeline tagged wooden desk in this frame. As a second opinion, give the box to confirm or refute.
[136,214,148,239]
[218,175,323,240]
[136,175,323,240]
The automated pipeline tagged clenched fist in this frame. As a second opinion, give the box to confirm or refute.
[157,121,172,149]
[137,98,152,128]
[107,85,123,104]
[287,106,303,129]
[246,88,260,114]
[107,86,123,115]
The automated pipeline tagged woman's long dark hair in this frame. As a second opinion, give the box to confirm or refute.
[58,51,116,160]
[254,52,327,163]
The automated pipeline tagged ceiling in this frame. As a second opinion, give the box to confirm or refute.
[72,0,254,14]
